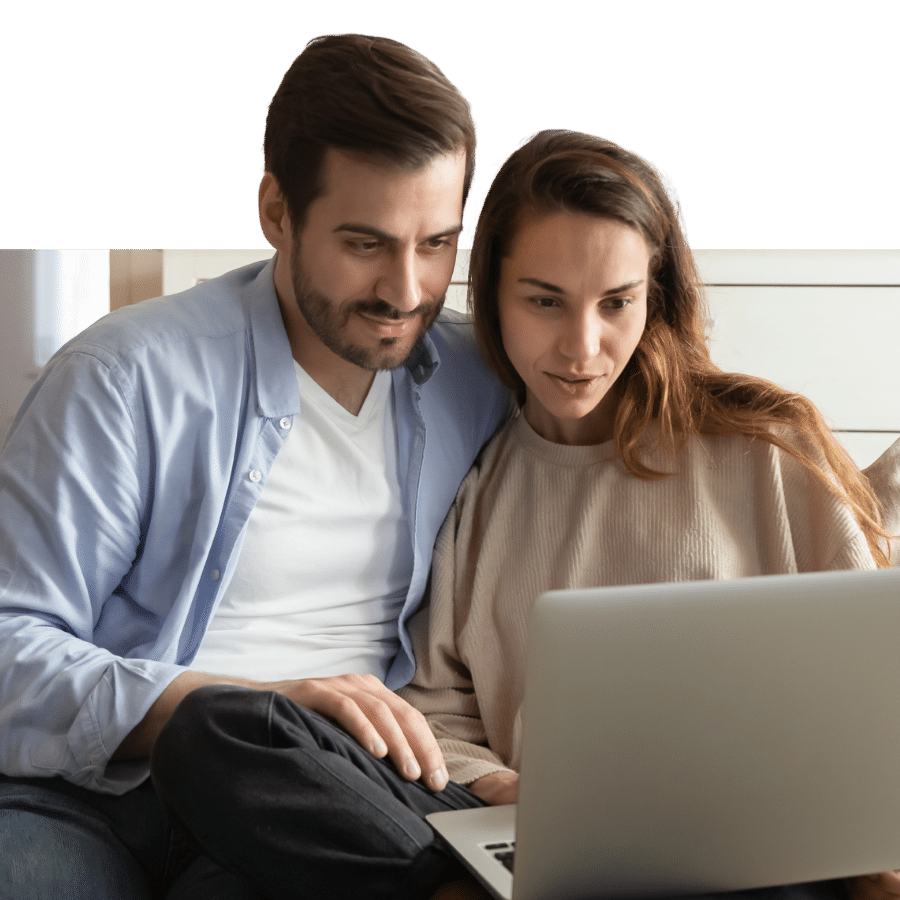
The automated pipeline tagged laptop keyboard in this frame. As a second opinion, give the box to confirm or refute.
[483,841,515,873]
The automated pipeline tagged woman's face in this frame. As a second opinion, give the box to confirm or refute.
[497,211,650,445]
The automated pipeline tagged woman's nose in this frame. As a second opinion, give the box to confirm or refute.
[557,314,601,362]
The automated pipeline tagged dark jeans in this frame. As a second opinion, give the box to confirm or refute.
[0,771,262,899]
[150,685,854,900]
[150,685,484,900]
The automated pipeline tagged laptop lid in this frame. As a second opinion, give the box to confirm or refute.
[512,567,900,900]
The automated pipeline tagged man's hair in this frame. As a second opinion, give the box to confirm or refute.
[264,34,475,230]
[470,129,889,565]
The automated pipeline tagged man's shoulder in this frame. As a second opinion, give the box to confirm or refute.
[419,308,498,391]
[426,308,482,361]
[64,261,271,368]
[431,306,475,332]
[411,308,512,436]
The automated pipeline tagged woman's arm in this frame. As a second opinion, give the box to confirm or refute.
[399,479,518,792]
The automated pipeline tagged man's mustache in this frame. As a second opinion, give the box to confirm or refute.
[351,299,437,320]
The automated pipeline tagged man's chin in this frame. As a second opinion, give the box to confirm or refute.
[370,336,423,371]
[336,334,423,372]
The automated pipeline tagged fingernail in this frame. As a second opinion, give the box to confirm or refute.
[370,739,388,757]
[403,756,421,780]
[428,767,449,791]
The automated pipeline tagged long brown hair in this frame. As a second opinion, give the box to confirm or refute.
[471,130,889,566]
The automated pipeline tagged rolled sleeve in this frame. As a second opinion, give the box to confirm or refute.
[0,616,185,792]
[0,347,180,790]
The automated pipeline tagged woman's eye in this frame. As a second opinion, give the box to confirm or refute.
[604,296,632,310]
[531,296,558,309]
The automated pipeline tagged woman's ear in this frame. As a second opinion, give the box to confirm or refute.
[258,173,293,251]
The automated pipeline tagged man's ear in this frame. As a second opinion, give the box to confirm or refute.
[259,173,293,251]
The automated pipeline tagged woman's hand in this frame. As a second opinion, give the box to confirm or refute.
[850,872,900,900]
[468,770,519,806]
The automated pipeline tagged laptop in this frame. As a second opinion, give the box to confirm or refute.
[427,567,900,900]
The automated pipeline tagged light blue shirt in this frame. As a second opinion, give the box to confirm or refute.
[0,259,510,794]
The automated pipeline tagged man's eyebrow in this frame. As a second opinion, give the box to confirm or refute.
[333,223,463,242]
[518,277,645,296]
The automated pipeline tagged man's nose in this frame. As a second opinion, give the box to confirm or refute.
[376,252,423,313]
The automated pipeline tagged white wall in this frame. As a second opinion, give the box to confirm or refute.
[0,251,110,446]
[0,253,38,446]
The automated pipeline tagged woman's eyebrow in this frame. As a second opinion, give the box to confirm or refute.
[517,277,646,295]
[604,279,645,296]
[518,277,564,293]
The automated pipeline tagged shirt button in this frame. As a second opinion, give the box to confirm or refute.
[279,417,291,430]
[249,469,262,483]
[210,569,220,581]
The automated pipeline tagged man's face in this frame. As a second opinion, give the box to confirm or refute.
[286,148,467,373]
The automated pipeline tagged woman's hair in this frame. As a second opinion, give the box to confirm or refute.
[470,129,889,566]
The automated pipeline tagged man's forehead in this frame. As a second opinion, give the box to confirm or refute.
[309,147,467,229]
[318,146,465,191]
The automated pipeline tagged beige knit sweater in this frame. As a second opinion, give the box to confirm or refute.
[399,414,876,786]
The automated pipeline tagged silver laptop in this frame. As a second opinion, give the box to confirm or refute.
[427,567,900,900]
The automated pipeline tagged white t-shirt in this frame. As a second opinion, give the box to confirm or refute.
[192,363,413,682]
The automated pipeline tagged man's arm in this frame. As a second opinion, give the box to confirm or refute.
[113,669,450,791]
[0,346,178,792]
[4,340,447,793]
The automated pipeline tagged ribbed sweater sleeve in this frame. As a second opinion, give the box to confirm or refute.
[400,416,876,784]
[863,437,900,563]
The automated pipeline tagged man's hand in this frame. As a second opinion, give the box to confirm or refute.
[114,670,449,791]
[468,770,519,806]
[268,673,449,791]
[850,872,900,900]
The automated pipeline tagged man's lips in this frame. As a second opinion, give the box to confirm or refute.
[355,309,418,336]
[353,307,421,337]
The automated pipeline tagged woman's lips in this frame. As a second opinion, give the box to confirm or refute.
[546,372,602,394]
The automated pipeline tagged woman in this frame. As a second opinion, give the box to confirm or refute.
[400,129,891,887]
[401,127,887,785]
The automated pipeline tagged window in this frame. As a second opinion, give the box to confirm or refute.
[33,250,109,367]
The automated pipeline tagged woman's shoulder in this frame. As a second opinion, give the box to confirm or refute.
[687,424,827,466]
[664,428,842,506]
[454,415,523,501]
[674,428,874,571]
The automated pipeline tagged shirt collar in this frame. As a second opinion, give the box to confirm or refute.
[248,256,302,419]
[403,331,440,386]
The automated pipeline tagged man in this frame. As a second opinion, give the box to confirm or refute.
[0,35,509,897]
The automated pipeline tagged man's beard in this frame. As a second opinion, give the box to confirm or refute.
[290,243,444,372]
